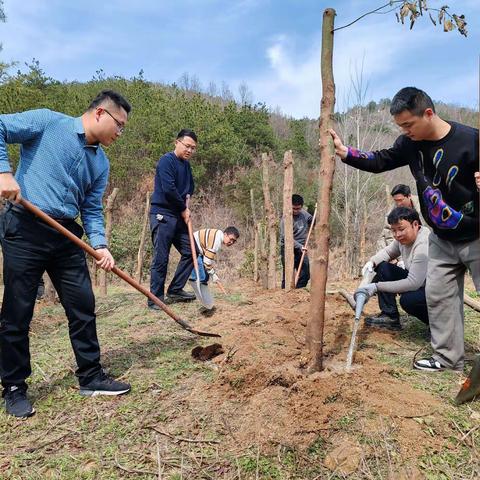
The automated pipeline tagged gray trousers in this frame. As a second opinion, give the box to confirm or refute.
[426,233,480,369]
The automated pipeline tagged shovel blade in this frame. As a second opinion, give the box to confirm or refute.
[455,355,480,405]
[189,280,214,309]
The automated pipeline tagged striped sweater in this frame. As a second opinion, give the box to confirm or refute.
[193,229,223,274]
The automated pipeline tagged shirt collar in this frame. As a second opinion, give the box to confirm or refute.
[74,116,85,135]
[74,116,99,151]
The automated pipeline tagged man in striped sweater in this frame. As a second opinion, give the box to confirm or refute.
[190,227,240,305]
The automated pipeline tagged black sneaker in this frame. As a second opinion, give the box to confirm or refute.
[79,371,131,397]
[365,313,401,331]
[166,289,195,303]
[413,356,445,372]
[147,303,162,311]
[3,386,35,418]
[200,306,216,317]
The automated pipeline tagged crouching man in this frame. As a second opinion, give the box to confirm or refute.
[189,227,239,311]
[356,207,430,331]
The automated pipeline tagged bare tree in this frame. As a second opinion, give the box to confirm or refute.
[238,82,253,105]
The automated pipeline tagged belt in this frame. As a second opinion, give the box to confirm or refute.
[9,204,75,225]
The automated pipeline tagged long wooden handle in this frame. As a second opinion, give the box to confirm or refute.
[294,203,318,288]
[216,281,227,295]
[187,219,201,282]
[185,195,201,285]
[18,199,220,338]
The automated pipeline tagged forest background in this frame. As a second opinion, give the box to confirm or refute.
[0,58,477,280]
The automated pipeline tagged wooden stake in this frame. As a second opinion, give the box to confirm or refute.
[307,8,336,372]
[99,187,119,295]
[135,191,151,284]
[262,152,277,289]
[282,150,295,291]
[253,225,259,282]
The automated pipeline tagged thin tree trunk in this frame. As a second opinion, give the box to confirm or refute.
[250,188,257,223]
[359,198,367,273]
[385,184,391,213]
[282,150,295,291]
[254,225,259,282]
[99,188,119,295]
[135,191,150,284]
[307,8,336,372]
[262,152,277,289]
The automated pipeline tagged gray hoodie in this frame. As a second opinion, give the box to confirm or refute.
[371,225,430,293]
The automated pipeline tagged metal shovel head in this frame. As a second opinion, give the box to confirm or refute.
[455,355,480,405]
[189,280,214,309]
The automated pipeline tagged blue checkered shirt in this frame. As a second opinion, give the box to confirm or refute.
[0,109,109,248]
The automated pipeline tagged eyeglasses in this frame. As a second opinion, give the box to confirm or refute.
[177,139,197,152]
[103,109,125,133]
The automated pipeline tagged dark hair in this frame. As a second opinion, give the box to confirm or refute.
[224,226,240,238]
[88,90,131,114]
[389,87,435,116]
[177,129,198,143]
[390,184,411,197]
[292,194,304,206]
[387,206,420,226]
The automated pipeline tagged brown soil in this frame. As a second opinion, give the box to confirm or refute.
[168,279,445,461]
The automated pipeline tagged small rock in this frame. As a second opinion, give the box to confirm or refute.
[324,440,362,475]
[389,466,424,480]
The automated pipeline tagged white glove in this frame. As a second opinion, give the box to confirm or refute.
[361,260,375,277]
[211,273,220,283]
[397,260,405,269]
[355,283,377,300]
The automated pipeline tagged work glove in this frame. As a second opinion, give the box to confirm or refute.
[361,260,375,277]
[354,283,377,300]
[211,273,220,283]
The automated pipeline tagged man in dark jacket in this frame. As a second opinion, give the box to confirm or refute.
[330,87,479,373]
[148,129,197,307]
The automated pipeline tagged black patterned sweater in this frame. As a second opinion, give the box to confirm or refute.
[344,121,479,242]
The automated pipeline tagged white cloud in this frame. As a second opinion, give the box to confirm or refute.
[246,13,478,118]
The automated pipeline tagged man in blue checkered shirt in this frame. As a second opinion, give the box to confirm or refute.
[0,90,132,418]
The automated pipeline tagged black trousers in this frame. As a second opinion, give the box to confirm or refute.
[374,261,429,325]
[0,207,102,390]
[280,245,310,289]
[149,213,194,303]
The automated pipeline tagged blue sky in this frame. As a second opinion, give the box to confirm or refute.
[0,0,478,118]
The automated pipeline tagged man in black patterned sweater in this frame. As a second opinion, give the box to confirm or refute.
[329,87,479,373]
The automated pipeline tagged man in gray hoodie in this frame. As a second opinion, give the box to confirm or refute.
[280,194,313,288]
[356,207,430,331]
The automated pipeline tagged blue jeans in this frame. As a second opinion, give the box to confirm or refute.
[190,256,209,284]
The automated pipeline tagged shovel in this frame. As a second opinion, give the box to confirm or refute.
[345,269,376,370]
[455,355,480,405]
[185,196,213,309]
[19,198,220,338]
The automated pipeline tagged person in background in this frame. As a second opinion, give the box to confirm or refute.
[279,194,313,289]
[148,129,197,308]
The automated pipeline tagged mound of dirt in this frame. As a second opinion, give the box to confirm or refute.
[174,280,445,461]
